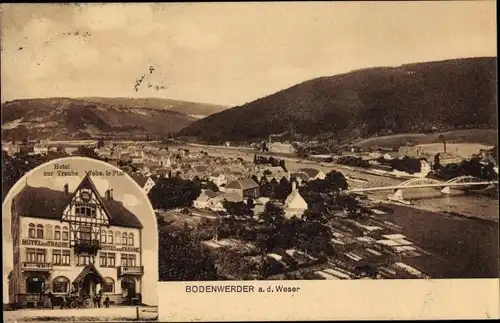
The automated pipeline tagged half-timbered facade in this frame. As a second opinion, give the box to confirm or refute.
[8,174,144,308]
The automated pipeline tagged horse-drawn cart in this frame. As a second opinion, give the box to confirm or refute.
[67,293,94,309]
[47,292,94,309]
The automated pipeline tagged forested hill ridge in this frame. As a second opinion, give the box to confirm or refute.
[79,97,229,119]
[1,97,202,141]
[179,57,497,144]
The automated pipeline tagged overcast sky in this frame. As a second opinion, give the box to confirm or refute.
[0,2,496,106]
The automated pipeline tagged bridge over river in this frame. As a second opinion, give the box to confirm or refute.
[349,176,499,204]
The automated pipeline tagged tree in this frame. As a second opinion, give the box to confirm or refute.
[205,181,219,192]
[259,202,285,227]
[222,201,253,218]
[148,177,201,210]
[158,226,218,281]
[275,177,292,201]
[434,153,441,171]
[268,178,279,199]
[97,138,105,149]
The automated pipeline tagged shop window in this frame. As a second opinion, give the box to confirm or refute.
[52,276,69,293]
[26,276,45,294]
[102,277,115,293]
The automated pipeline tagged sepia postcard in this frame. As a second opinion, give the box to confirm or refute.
[1,1,498,322]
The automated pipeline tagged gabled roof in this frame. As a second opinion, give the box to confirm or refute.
[193,165,209,173]
[73,263,105,285]
[284,190,308,209]
[226,178,259,190]
[130,173,149,187]
[222,192,243,202]
[13,177,142,229]
[298,168,320,179]
[290,172,310,181]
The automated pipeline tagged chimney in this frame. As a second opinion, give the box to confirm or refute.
[110,189,114,200]
[105,189,111,201]
[292,180,297,191]
[64,184,69,196]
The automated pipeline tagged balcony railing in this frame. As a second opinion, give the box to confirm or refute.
[21,262,53,272]
[74,239,101,255]
[118,266,144,277]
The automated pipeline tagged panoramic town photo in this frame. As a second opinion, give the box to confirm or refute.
[1,2,498,317]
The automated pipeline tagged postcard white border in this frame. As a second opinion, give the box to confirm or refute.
[158,279,499,321]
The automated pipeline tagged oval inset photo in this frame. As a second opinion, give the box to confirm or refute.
[2,157,158,321]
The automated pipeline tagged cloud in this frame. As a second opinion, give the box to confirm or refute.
[122,194,139,208]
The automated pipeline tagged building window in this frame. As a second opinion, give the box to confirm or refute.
[26,248,36,262]
[128,233,134,246]
[121,254,127,266]
[122,232,128,245]
[99,253,107,267]
[36,249,46,263]
[102,277,115,293]
[62,250,70,265]
[115,232,121,245]
[26,276,45,294]
[62,227,69,241]
[101,230,107,244]
[107,253,116,267]
[52,250,62,265]
[28,223,35,238]
[55,226,61,240]
[128,254,136,267]
[36,224,44,239]
[75,205,97,218]
[121,254,136,267]
[108,231,113,244]
[77,255,90,266]
[80,226,92,241]
[52,276,70,293]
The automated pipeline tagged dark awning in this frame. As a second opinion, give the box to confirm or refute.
[73,263,105,285]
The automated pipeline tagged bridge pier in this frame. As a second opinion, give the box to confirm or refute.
[393,189,404,199]
[441,186,451,194]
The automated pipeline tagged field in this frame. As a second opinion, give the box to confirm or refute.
[351,129,497,149]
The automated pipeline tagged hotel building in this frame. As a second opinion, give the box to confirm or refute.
[7,174,145,308]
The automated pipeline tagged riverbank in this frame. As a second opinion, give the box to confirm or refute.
[370,200,499,278]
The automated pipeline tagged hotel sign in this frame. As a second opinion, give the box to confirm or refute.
[102,245,140,253]
[22,239,69,248]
